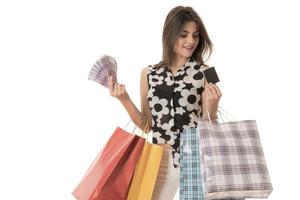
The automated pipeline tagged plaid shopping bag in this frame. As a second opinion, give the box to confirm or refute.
[180,128,204,200]
[197,120,273,199]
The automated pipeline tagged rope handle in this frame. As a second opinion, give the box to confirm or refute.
[205,104,238,124]
[124,117,151,141]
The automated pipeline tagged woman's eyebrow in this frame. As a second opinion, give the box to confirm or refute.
[182,30,200,34]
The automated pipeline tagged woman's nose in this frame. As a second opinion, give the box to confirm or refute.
[186,35,195,44]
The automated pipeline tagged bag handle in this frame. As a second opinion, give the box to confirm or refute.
[218,106,238,121]
[137,118,152,142]
[124,118,151,142]
[124,120,134,131]
[205,104,238,124]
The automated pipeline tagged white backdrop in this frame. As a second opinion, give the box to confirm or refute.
[0,0,299,199]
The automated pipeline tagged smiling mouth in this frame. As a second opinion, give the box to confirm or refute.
[183,46,193,51]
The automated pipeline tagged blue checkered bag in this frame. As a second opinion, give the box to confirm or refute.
[180,128,204,200]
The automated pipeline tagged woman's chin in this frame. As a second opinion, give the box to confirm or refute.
[179,53,193,59]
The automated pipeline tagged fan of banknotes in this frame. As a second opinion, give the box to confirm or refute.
[88,55,118,88]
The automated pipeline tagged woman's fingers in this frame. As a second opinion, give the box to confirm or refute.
[117,83,122,96]
[205,79,218,98]
[214,84,222,97]
[207,84,216,97]
[206,86,213,98]
[209,83,219,99]
[205,83,214,98]
[204,78,208,87]
[109,76,119,97]
[205,83,221,99]
[115,83,120,96]
[209,83,222,98]
[120,84,125,94]
[107,75,129,102]
[108,76,115,95]
[108,76,128,101]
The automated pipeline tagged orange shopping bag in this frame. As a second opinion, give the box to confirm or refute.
[127,142,163,200]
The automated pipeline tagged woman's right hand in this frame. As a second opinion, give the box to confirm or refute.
[108,76,129,102]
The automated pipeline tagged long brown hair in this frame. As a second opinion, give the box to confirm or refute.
[155,6,213,68]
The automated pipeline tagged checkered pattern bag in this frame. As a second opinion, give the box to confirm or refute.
[180,128,204,200]
[197,119,273,199]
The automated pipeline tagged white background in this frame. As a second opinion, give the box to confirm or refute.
[0,0,299,199]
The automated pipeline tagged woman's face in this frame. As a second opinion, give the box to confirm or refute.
[173,21,199,60]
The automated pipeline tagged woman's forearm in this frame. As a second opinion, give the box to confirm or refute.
[120,97,148,131]
[108,76,149,132]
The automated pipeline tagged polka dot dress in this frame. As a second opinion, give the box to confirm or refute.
[146,57,211,168]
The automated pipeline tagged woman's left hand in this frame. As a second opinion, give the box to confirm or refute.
[201,80,222,119]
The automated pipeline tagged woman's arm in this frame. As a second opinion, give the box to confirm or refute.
[108,67,152,132]
[139,67,153,132]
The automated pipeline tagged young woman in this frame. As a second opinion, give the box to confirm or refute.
[108,5,240,200]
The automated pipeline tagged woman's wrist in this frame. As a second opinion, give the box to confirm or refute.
[201,113,218,121]
[118,93,130,104]
[210,113,218,120]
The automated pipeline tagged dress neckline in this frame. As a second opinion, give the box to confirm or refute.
[167,65,184,76]
[166,57,193,76]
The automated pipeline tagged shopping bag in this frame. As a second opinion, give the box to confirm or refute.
[72,127,145,200]
[127,140,163,200]
[197,116,273,199]
[179,128,204,200]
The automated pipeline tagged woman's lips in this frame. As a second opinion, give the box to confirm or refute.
[183,46,193,52]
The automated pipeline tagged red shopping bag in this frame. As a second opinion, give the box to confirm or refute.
[72,127,145,200]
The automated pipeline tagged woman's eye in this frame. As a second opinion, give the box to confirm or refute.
[180,34,199,38]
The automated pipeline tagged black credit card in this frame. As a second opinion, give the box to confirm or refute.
[203,66,220,83]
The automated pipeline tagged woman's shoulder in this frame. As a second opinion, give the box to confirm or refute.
[141,65,153,75]
[141,61,165,74]
[141,65,155,79]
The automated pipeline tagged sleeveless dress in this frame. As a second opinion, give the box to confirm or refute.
[146,57,211,168]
